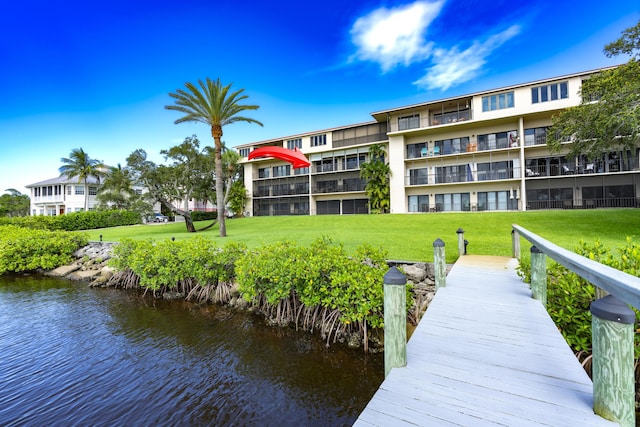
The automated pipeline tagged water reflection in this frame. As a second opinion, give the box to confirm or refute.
[0,274,383,426]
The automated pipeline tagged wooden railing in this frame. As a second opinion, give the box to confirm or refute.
[512,224,640,427]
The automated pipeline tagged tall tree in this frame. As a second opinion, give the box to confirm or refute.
[360,144,391,214]
[0,189,30,217]
[547,20,640,159]
[165,78,263,237]
[59,148,106,212]
[126,137,215,233]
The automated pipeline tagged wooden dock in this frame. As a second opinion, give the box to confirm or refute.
[354,255,617,426]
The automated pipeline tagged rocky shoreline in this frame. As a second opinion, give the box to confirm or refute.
[46,242,116,285]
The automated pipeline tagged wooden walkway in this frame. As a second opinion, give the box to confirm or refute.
[354,255,617,426]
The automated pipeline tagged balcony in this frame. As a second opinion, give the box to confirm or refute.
[406,167,521,186]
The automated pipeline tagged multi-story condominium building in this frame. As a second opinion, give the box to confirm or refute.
[239,67,639,216]
[26,175,104,216]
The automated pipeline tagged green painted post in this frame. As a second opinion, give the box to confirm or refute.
[511,229,520,259]
[384,266,407,377]
[530,246,546,307]
[591,295,636,427]
[434,238,446,291]
[456,228,465,258]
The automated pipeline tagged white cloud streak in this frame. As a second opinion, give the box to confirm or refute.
[350,1,521,91]
[350,1,444,72]
[413,25,521,90]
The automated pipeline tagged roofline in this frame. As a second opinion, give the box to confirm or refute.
[370,65,620,118]
[234,120,379,149]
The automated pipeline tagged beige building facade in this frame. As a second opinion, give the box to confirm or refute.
[237,68,640,216]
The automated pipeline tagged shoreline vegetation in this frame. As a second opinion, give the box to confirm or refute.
[1,210,638,354]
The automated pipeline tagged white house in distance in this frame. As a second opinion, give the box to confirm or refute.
[26,175,103,216]
[25,174,206,217]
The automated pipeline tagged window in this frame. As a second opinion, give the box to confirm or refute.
[67,186,72,195]
[477,131,517,151]
[294,167,309,175]
[477,161,513,181]
[477,191,516,211]
[239,148,250,157]
[524,127,548,146]
[531,81,568,103]
[398,114,420,131]
[434,193,470,212]
[75,186,84,195]
[406,142,427,159]
[482,91,514,112]
[408,168,428,185]
[408,195,429,212]
[272,165,290,177]
[310,134,326,147]
[88,186,97,196]
[258,167,270,178]
[434,137,469,155]
[287,138,302,149]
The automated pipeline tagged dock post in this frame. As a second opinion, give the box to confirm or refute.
[511,228,520,259]
[456,228,465,257]
[591,295,635,427]
[530,246,546,307]
[434,238,446,291]
[383,266,407,377]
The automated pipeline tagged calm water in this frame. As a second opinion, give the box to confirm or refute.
[0,274,383,426]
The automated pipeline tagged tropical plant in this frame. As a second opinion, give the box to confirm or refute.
[360,144,391,213]
[0,189,30,217]
[96,163,148,212]
[59,148,106,212]
[547,20,640,159]
[165,78,263,237]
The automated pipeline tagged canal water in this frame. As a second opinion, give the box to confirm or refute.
[0,274,383,426]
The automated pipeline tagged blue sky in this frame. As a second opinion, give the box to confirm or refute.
[1,0,638,194]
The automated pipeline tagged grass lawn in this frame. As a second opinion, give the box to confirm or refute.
[84,209,640,263]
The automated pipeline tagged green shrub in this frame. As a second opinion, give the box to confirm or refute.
[109,237,246,292]
[0,210,140,231]
[518,238,640,356]
[190,211,217,221]
[0,225,89,274]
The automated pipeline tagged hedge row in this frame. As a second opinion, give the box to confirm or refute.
[0,210,141,231]
[0,225,89,274]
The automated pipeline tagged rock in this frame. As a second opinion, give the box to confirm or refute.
[46,264,81,277]
[402,263,427,283]
[163,291,184,300]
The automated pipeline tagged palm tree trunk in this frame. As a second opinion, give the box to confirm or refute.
[212,127,226,237]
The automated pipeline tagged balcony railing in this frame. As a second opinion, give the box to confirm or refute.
[525,157,639,177]
[313,180,367,194]
[405,167,521,186]
[527,197,639,210]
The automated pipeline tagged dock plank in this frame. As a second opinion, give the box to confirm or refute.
[354,255,617,426]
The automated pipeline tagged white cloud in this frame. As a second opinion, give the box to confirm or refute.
[413,25,521,91]
[350,1,445,72]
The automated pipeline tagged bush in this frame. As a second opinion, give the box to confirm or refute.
[109,237,246,292]
[0,225,89,274]
[0,210,140,231]
[517,238,640,356]
[190,211,217,221]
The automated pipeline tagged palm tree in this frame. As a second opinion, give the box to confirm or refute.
[360,144,391,214]
[96,164,136,209]
[165,78,262,237]
[59,148,106,212]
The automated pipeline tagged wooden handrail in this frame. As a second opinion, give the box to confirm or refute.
[512,224,640,310]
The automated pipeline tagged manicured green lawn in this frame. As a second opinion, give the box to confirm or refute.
[85,209,639,263]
